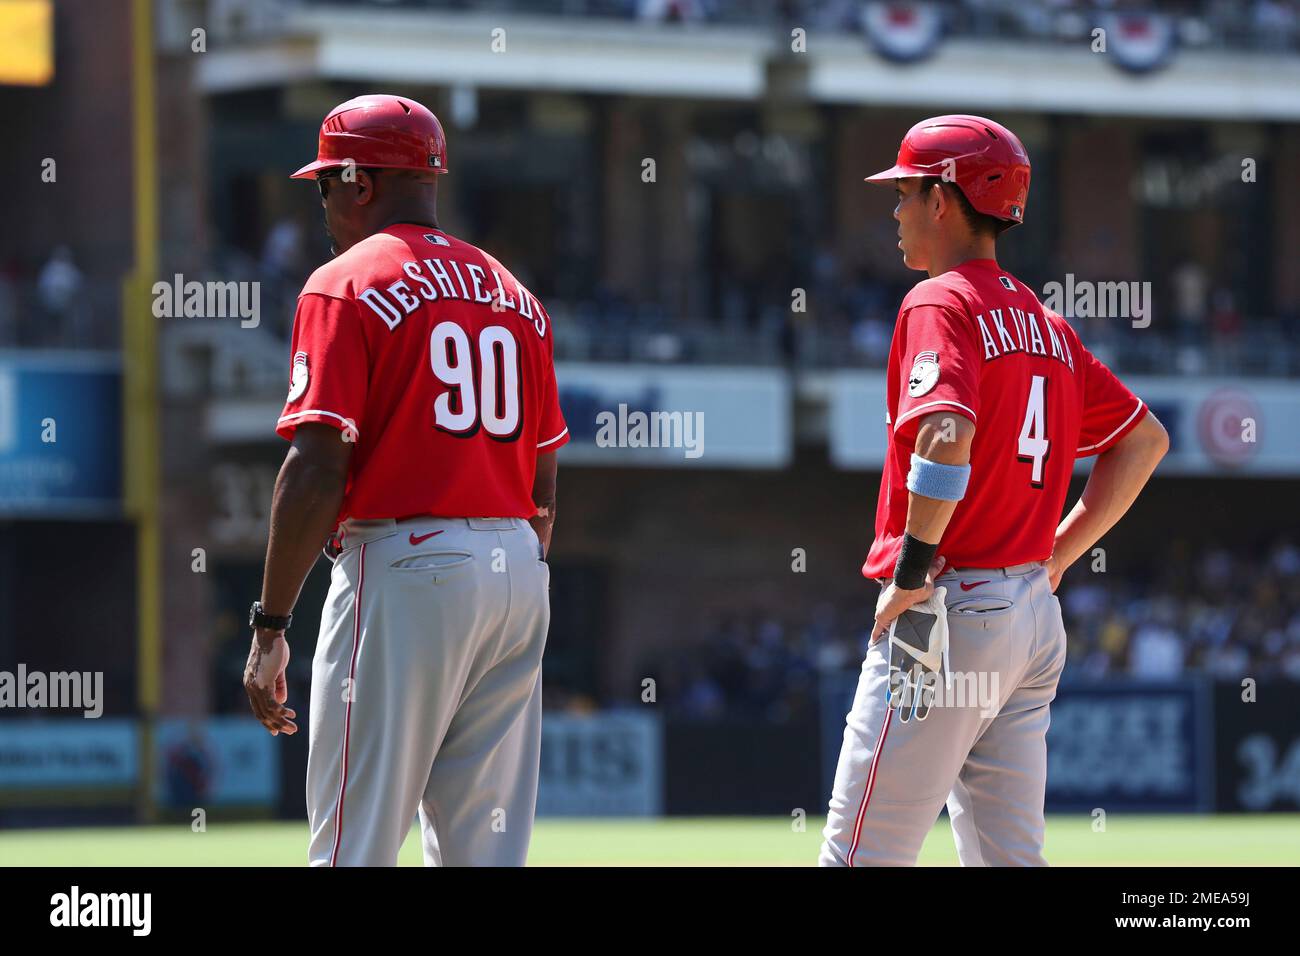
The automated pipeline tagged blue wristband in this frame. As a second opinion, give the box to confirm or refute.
[906,453,971,501]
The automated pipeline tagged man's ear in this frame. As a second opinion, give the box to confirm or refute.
[929,182,949,221]
[354,169,378,207]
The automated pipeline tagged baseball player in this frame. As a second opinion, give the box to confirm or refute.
[820,115,1169,866]
[241,94,568,867]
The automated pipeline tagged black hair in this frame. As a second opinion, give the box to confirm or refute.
[917,176,1014,238]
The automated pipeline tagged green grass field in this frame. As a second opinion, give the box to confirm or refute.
[1,815,1297,866]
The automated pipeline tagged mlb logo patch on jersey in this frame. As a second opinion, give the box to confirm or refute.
[287,351,309,402]
[908,350,940,397]
[424,233,450,246]
[999,275,1016,291]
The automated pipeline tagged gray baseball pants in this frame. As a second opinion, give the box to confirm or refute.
[820,562,1067,867]
[306,516,550,867]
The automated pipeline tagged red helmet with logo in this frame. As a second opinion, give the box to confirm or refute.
[291,93,448,179]
[865,114,1030,225]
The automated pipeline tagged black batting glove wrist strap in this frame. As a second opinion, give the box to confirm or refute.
[893,534,939,590]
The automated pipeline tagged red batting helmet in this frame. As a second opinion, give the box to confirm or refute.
[291,93,449,179]
[865,114,1030,225]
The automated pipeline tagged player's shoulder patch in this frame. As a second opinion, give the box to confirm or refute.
[999,275,1016,291]
[423,232,451,247]
[908,350,940,398]
[287,351,309,402]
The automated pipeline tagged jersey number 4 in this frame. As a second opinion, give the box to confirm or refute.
[1017,374,1049,488]
[430,322,522,440]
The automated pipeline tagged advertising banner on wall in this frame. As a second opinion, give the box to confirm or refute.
[555,363,791,468]
[0,719,137,791]
[537,711,663,816]
[0,352,122,516]
[152,717,279,810]
[0,717,276,810]
[1046,680,1213,812]
[1213,682,1300,813]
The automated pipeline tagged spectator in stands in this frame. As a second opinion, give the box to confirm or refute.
[1271,537,1300,577]
[1254,0,1298,50]
[805,0,861,31]
[637,0,712,22]
[1128,598,1186,677]
[0,259,19,346]
[812,242,840,307]
[1171,257,1209,344]
[851,314,892,364]
[36,246,84,346]
[262,215,306,280]
[261,214,309,337]
[1195,542,1227,587]
[1209,287,1243,371]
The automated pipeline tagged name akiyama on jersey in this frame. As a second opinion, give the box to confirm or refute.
[358,256,546,336]
[974,306,1074,371]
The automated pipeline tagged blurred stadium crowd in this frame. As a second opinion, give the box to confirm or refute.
[2,233,1292,380]
[638,538,1300,721]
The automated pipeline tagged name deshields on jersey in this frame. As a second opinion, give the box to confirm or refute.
[355,254,547,338]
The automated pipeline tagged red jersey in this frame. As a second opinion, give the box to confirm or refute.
[862,259,1145,579]
[276,224,569,525]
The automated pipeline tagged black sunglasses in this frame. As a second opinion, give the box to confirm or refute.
[316,167,383,200]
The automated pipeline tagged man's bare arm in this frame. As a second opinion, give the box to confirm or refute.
[529,450,558,558]
[1048,410,1169,589]
[868,412,975,641]
[243,423,351,735]
[258,423,353,633]
[904,412,976,545]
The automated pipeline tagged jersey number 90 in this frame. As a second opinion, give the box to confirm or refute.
[430,322,522,441]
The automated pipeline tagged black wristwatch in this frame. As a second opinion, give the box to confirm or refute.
[249,601,293,632]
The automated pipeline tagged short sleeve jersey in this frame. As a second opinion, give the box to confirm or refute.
[861,259,1145,579]
[276,224,569,526]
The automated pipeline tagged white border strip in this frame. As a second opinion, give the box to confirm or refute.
[1077,399,1145,453]
[893,400,978,431]
[277,409,359,436]
[537,427,569,449]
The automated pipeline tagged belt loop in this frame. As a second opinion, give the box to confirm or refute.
[466,517,513,531]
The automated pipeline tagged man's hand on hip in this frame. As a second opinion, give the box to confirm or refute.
[870,554,946,644]
[1043,553,1065,593]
